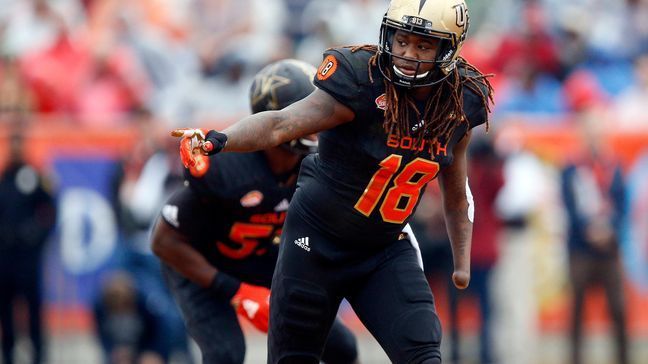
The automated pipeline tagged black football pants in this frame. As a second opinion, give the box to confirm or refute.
[269,210,442,364]
[162,265,357,364]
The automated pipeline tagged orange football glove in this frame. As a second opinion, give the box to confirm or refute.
[171,128,228,173]
[172,128,208,168]
[231,283,271,333]
[178,137,209,177]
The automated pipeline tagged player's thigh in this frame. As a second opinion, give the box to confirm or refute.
[162,265,245,364]
[268,216,342,363]
[349,240,442,364]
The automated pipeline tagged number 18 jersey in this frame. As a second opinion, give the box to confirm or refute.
[290,47,488,247]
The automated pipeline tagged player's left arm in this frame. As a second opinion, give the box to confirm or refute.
[438,130,473,289]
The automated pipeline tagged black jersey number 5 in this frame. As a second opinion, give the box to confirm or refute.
[354,154,439,224]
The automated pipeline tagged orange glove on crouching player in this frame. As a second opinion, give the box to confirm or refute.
[209,271,270,333]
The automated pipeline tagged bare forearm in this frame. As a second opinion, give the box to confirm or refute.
[222,111,287,152]
[439,132,473,288]
[441,182,473,290]
[221,89,351,152]
[444,202,473,273]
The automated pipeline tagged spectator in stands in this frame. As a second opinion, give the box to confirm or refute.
[560,100,629,364]
[0,55,35,115]
[18,3,150,124]
[490,1,566,118]
[493,125,546,364]
[611,51,648,130]
[93,271,163,364]
[491,1,560,78]
[0,121,57,364]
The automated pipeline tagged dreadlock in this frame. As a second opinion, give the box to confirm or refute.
[348,44,494,148]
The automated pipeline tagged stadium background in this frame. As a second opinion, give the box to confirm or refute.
[1,0,648,363]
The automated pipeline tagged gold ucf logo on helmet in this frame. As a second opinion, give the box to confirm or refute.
[453,3,467,28]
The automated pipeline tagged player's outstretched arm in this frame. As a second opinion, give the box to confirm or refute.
[171,89,354,159]
[438,131,473,289]
[221,89,353,152]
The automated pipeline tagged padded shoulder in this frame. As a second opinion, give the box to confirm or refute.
[313,46,378,114]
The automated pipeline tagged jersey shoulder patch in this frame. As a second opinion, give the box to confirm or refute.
[313,46,376,114]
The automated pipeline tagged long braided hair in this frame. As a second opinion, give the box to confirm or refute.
[349,44,494,147]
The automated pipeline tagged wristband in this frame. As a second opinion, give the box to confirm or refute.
[209,272,241,301]
[204,130,228,155]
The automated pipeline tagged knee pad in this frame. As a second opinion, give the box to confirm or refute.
[274,278,331,336]
[393,307,442,364]
[394,307,442,345]
[270,278,336,363]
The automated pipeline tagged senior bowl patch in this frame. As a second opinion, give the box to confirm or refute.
[317,55,338,81]
[375,93,387,110]
[240,190,264,207]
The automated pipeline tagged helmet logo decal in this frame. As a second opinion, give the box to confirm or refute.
[251,67,291,111]
[375,94,387,110]
[453,3,467,27]
[418,0,428,14]
[317,55,338,81]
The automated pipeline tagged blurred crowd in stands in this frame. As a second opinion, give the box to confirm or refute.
[0,0,647,129]
[2,0,648,363]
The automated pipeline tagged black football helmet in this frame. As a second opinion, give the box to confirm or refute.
[249,59,318,155]
[378,0,470,88]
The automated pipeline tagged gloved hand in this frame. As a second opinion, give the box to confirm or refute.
[171,128,228,167]
[209,273,271,333]
[178,135,210,177]
[171,128,207,168]
[231,283,271,333]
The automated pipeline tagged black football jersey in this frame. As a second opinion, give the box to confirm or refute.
[290,47,487,246]
[165,151,298,287]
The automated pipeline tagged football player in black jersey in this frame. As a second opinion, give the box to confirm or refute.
[174,0,494,363]
[151,59,359,364]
